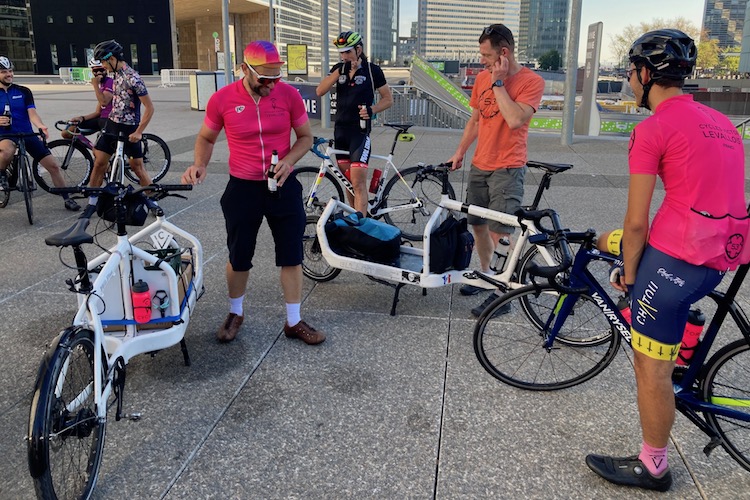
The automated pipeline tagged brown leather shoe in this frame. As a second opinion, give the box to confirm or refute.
[284,320,326,345]
[217,313,243,342]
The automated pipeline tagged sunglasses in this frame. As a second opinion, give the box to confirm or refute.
[246,64,282,85]
[625,67,638,80]
[482,25,512,47]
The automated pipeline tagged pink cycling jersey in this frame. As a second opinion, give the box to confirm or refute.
[629,94,749,270]
[204,79,308,180]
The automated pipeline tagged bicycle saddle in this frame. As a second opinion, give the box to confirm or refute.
[384,123,414,131]
[45,218,94,247]
[527,161,573,173]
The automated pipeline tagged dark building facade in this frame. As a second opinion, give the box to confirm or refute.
[29,0,173,75]
[0,0,34,72]
[518,0,569,64]
[703,0,748,50]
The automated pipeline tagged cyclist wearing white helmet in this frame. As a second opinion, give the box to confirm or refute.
[62,59,114,144]
[316,31,393,214]
[586,29,750,492]
[0,55,81,210]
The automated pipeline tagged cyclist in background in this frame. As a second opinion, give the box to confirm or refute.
[61,59,114,148]
[0,56,80,211]
[585,29,750,492]
[315,31,392,215]
[80,39,156,218]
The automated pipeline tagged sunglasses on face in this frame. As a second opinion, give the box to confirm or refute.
[625,68,637,79]
[483,25,512,47]
[247,64,282,85]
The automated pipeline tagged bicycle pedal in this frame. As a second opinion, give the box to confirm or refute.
[124,412,142,421]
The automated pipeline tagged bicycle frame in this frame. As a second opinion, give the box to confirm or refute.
[106,134,127,184]
[315,195,557,291]
[543,245,750,426]
[71,215,204,421]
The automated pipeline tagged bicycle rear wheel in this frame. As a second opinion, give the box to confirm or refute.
[473,285,621,390]
[302,215,341,282]
[382,165,455,241]
[34,139,93,192]
[295,166,345,216]
[125,133,171,183]
[19,155,34,224]
[702,338,750,472]
[28,328,106,499]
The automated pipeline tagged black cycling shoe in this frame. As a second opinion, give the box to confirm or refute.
[64,198,81,211]
[460,284,488,296]
[0,171,8,192]
[586,454,672,492]
[471,293,511,318]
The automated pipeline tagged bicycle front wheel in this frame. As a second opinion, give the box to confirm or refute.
[295,166,345,216]
[125,133,171,183]
[302,215,341,282]
[35,139,93,192]
[19,156,34,224]
[28,328,106,499]
[702,338,750,472]
[473,285,621,391]
[382,165,455,241]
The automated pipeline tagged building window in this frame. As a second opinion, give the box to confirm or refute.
[148,16,156,24]
[151,43,158,73]
[50,44,58,71]
[47,16,53,23]
[70,44,78,66]
[87,16,94,24]
[107,15,114,23]
[130,44,138,71]
[128,15,135,23]
[67,16,73,23]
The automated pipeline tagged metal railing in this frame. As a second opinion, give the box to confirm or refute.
[735,116,750,139]
[159,69,199,87]
[374,85,471,130]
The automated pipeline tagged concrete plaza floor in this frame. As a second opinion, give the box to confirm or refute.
[1,83,749,498]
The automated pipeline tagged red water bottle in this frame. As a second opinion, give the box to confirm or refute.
[617,295,631,326]
[368,168,382,194]
[676,308,705,366]
[131,279,151,324]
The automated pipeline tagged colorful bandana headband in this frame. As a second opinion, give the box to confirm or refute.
[244,41,285,67]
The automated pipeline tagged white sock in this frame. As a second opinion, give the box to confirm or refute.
[229,295,244,316]
[286,303,301,327]
[88,195,98,206]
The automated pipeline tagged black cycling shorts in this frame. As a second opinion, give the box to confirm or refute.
[334,127,371,165]
[15,135,51,163]
[220,175,305,271]
[95,120,143,158]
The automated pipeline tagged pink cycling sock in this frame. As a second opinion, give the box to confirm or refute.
[638,441,669,476]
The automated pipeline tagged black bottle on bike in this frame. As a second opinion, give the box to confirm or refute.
[267,150,279,197]
[2,104,11,128]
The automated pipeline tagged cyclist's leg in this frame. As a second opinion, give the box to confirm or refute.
[28,137,81,210]
[0,138,15,189]
[336,127,370,214]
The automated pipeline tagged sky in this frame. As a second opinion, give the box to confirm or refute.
[399,0,706,63]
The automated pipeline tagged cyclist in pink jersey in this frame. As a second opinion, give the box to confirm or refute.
[181,40,325,346]
[586,30,750,492]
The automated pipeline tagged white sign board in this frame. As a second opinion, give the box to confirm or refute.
[574,22,603,136]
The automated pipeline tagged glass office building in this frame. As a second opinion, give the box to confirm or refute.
[518,0,569,64]
[355,0,399,63]
[703,0,748,49]
[0,0,33,72]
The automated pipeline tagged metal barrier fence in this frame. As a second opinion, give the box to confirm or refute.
[374,85,470,130]
[160,69,199,87]
[58,67,93,84]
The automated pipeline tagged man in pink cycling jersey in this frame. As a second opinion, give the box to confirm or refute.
[181,40,325,346]
[586,30,750,492]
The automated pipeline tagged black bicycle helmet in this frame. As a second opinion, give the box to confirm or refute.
[334,31,363,51]
[94,39,123,61]
[629,29,696,80]
[0,56,13,70]
[628,29,696,109]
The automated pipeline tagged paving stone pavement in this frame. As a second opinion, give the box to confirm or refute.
[1,82,749,499]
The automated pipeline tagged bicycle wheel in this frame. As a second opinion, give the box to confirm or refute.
[473,285,621,390]
[302,215,341,282]
[19,155,34,224]
[125,133,171,183]
[34,139,93,192]
[295,166,344,216]
[28,328,106,499]
[702,338,750,471]
[382,165,456,241]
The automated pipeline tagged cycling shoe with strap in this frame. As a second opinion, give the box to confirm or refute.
[585,454,672,492]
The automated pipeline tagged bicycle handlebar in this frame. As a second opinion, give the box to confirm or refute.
[0,130,46,142]
[310,137,331,159]
[50,183,192,197]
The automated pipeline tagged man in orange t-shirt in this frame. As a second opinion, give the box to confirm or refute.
[448,23,544,317]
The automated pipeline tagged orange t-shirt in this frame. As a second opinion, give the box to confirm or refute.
[469,67,545,170]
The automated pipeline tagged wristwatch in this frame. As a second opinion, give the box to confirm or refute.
[492,79,504,88]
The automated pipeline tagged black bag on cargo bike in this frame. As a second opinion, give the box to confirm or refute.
[429,214,474,273]
[324,211,402,265]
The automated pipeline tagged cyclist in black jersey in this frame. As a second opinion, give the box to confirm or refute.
[316,31,392,214]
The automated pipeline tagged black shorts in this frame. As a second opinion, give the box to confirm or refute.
[94,120,142,158]
[77,117,106,133]
[18,135,51,163]
[220,175,305,271]
[334,127,371,165]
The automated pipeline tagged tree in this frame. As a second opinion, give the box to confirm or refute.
[697,37,720,73]
[721,45,741,75]
[538,50,562,71]
[609,17,700,68]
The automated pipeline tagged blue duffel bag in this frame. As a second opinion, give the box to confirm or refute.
[325,212,402,265]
